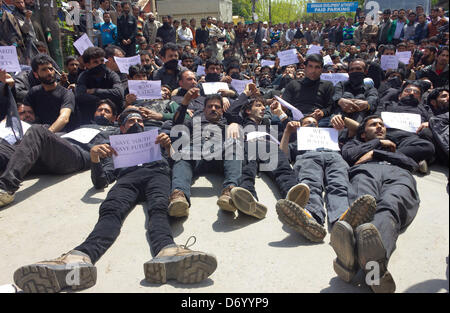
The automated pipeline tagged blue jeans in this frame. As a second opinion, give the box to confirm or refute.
[171,159,242,204]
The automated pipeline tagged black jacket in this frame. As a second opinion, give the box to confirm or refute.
[117,14,137,43]
[157,24,176,44]
[196,27,209,46]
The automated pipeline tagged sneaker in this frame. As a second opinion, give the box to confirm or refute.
[330,221,358,282]
[230,187,267,219]
[144,236,217,284]
[168,189,189,217]
[339,195,376,230]
[0,189,15,208]
[13,250,96,293]
[286,183,310,208]
[217,186,237,212]
[276,199,326,242]
[355,223,396,293]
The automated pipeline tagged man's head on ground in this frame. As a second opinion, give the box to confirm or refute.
[242,96,266,124]
[17,103,35,124]
[358,115,386,141]
[118,108,144,134]
[31,54,57,85]
[161,85,172,100]
[94,99,117,126]
[300,115,318,127]
[204,94,224,123]
[427,87,449,114]
[398,81,423,103]
[83,47,106,74]
[304,54,324,81]
[65,56,80,76]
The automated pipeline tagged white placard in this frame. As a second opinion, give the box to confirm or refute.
[395,51,411,65]
[0,46,21,73]
[323,54,333,65]
[307,45,323,56]
[261,59,275,68]
[110,129,161,169]
[381,112,421,133]
[61,128,101,144]
[202,82,229,95]
[114,55,141,74]
[380,55,399,71]
[277,49,299,67]
[231,79,253,95]
[246,131,280,145]
[0,120,31,145]
[320,73,349,86]
[128,80,162,100]
[73,34,94,55]
[297,127,339,151]
[274,96,304,121]
[196,65,206,76]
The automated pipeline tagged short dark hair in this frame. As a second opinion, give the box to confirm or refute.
[226,64,240,75]
[128,64,148,78]
[160,42,178,58]
[178,69,194,82]
[97,99,117,116]
[241,96,266,118]
[305,54,324,67]
[118,107,142,126]
[65,55,78,66]
[31,54,55,72]
[357,115,383,140]
[204,94,223,108]
[400,80,423,96]
[384,44,396,52]
[205,58,221,70]
[180,53,194,61]
[82,47,105,64]
[437,46,449,56]
[104,45,125,59]
[427,87,449,104]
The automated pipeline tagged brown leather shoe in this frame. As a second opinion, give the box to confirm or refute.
[144,237,217,284]
[217,185,237,212]
[13,250,97,293]
[168,189,189,217]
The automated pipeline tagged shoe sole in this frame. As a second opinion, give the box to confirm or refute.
[13,263,96,293]
[168,200,189,217]
[330,221,358,282]
[230,188,267,219]
[286,183,310,208]
[217,197,237,212]
[342,195,377,229]
[276,199,326,243]
[144,252,217,284]
[356,224,396,293]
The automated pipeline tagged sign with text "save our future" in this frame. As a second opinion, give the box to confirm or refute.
[307,2,359,13]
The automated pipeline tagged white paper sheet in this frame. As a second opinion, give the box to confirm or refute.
[0,46,21,73]
[274,96,304,121]
[114,55,141,74]
[128,80,162,100]
[381,112,421,133]
[61,128,101,144]
[297,127,339,151]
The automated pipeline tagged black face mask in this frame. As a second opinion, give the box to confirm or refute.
[387,76,403,89]
[126,123,144,134]
[165,59,178,71]
[230,73,241,80]
[89,64,106,76]
[143,64,153,71]
[349,72,365,86]
[259,78,272,88]
[94,115,113,126]
[369,47,376,53]
[205,73,221,82]
[400,94,420,107]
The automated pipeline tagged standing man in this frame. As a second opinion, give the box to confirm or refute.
[143,12,160,46]
[0,0,25,62]
[196,18,209,47]
[93,11,117,47]
[37,0,63,69]
[378,9,394,45]
[177,19,193,48]
[117,1,137,57]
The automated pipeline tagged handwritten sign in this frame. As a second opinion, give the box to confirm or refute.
[306,45,323,56]
[297,127,339,151]
[61,128,101,144]
[114,55,141,74]
[275,96,304,121]
[277,49,299,67]
[231,79,253,95]
[320,73,349,86]
[261,59,275,68]
[381,112,421,133]
[0,46,21,73]
[196,65,206,76]
[73,34,94,55]
[396,51,411,65]
[380,55,399,71]
[109,129,161,169]
[128,80,162,100]
[202,82,229,95]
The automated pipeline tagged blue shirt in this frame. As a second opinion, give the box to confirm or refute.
[94,22,117,46]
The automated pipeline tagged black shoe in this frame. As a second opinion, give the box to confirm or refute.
[330,221,358,282]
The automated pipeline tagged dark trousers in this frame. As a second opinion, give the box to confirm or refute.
[388,130,435,163]
[0,139,15,173]
[75,166,174,264]
[239,141,298,200]
[348,163,420,260]
[293,151,350,225]
[0,125,88,193]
